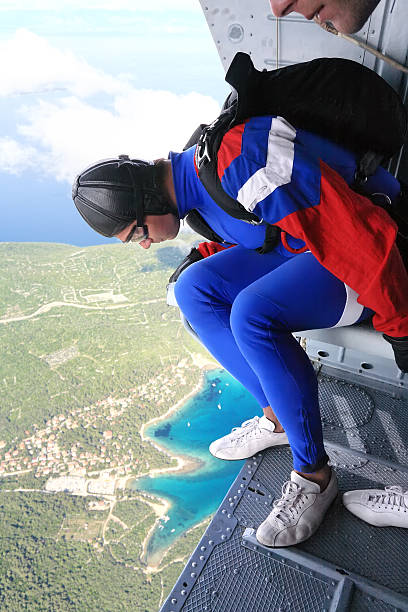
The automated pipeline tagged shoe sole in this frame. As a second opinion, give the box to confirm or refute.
[209,438,289,461]
[344,507,408,529]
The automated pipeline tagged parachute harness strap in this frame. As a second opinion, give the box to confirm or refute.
[118,155,145,228]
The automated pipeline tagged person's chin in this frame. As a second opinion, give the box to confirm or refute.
[332,13,369,34]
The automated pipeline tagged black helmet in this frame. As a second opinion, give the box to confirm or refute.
[72,155,175,237]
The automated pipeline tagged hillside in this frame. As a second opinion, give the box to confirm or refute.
[0,238,215,611]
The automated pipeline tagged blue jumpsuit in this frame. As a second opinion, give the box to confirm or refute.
[170,116,401,473]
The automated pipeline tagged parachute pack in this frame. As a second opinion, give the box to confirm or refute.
[185,52,408,254]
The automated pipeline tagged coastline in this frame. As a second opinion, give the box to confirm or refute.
[132,357,218,567]
[138,358,218,477]
[146,514,213,572]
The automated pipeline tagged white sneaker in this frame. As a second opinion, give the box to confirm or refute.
[343,486,408,528]
[256,470,338,547]
[209,415,289,460]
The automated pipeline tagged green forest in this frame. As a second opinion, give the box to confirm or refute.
[0,239,214,611]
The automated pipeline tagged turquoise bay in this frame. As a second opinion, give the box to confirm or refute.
[131,368,260,563]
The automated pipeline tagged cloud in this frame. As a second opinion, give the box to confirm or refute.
[1,30,220,182]
[18,91,219,181]
[0,1,199,11]
[0,29,131,98]
[0,138,38,174]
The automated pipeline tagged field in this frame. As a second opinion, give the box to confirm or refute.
[0,238,215,611]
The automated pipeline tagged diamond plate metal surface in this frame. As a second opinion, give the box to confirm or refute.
[161,371,408,612]
[350,588,403,612]
[319,377,375,428]
[320,374,408,468]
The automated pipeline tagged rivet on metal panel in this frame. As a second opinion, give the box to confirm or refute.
[201,546,206,551]
[199,555,205,561]
[209,540,214,545]
[226,527,231,532]
[221,535,226,540]
[212,591,218,597]
[181,590,187,596]
[191,572,196,578]
[191,562,197,568]
[227,514,232,518]
[229,497,233,502]
[171,598,177,604]
[222,509,226,514]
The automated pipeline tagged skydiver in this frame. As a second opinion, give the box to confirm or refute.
[270,0,382,34]
[72,115,408,545]
[270,0,408,526]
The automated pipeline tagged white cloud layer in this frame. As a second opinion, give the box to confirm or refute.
[0,1,199,11]
[0,138,38,174]
[2,29,220,183]
[0,30,130,98]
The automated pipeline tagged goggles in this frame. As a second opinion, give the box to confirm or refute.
[125,224,149,244]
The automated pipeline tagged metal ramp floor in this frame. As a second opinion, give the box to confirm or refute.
[160,366,408,612]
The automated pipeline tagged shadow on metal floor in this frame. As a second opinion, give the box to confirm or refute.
[160,366,408,612]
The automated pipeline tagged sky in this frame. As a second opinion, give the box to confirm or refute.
[0,1,228,245]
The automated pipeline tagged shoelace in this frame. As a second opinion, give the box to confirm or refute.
[270,480,305,526]
[230,416,260,440]
[368,485,408,510]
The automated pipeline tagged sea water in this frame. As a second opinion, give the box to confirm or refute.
[131,368,260,564]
